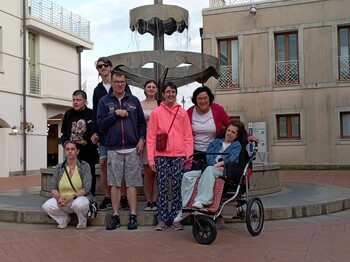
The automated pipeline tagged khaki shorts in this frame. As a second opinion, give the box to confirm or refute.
[107,149,143,187]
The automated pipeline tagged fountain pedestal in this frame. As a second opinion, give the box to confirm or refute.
[40,163,280,199]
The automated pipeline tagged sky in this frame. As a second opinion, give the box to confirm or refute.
[52,0,210,109]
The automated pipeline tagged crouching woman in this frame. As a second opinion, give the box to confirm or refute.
[42,141,92,229]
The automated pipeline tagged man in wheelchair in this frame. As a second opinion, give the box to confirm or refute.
[175,119,245,222]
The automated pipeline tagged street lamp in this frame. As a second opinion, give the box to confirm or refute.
[181,96,186,108]
[11,126,18,135]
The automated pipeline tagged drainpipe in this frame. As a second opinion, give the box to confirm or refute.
[76,46,83,89]
[22,0,27,176]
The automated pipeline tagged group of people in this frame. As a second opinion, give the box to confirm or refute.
[42,56,255,231]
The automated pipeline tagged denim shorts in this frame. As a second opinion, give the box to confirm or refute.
[99,144,107,159]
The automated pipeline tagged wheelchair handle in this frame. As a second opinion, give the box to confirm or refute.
[253,141,258,152]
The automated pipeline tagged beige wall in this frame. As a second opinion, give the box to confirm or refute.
[304,26,333,84]
[0,1,91,176]
[203,0,350,167]
[242,33,269,88]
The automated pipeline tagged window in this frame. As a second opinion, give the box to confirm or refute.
[340,112,350,139]
[338,26,350,81]
[276,114,300,140]
[29,32,41,94]
[274,32,299,85]
[218,38,239,89]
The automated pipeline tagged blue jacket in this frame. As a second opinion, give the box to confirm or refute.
[206,138,241,166]
[96,90,146,150]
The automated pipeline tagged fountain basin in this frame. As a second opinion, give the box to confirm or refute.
[40,163,280,199]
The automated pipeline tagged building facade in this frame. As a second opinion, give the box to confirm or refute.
[203,0,350,168]
[0,0,92,177]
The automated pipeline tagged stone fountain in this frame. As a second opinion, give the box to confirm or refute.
[41,1,280,199]
[107,0,220,95]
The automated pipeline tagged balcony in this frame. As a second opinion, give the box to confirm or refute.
[218,65,239,89]
[209,0,269,7]
[29,67,41,95]
[275,60,299,85]
[339,55,350,81]
[26,0,92,49]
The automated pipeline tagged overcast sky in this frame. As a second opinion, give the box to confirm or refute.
[53,0,210,108]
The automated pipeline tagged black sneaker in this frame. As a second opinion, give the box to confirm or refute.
[99,197,112,211]
[106,215,121,230]
[144,201,152,211]
[120,196,130,210]
[151,201,158,211]
[127,214,138,230]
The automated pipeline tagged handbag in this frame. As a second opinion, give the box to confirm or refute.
[156,133,168,151]
[63,163,98,220]
[156,106,180,151]
[87,200,99,219]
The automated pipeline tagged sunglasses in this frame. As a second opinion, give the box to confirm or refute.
[97,63,109,69]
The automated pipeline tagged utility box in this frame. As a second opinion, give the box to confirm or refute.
[248,122,268,163]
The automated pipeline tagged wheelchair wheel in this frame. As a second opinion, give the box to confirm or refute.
[245,197,264,236]
[192,215,217,245]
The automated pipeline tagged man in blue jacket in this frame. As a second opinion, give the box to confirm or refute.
[97,71,146,230]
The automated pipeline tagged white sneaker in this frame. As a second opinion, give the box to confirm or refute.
[57,216,71,229]
[76,222,87,229]
[174,210,190,222]
[192,201,204,209]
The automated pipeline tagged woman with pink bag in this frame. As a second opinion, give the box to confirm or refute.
[147,82,193,231]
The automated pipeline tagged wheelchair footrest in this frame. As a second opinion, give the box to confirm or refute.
[182,207,216,216]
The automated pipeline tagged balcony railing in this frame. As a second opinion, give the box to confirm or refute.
[275,60,299,85]
[218,65,239,89]
[209,0,268,7]
[29,68,41,95]
[27,0,90,41]
[339,56,350,81]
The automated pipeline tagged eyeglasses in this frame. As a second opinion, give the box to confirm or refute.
[97,63,109,69]
[113,81,126,85]
[164,90,177,95]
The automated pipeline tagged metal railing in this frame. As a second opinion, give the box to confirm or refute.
[27,0,90,41]
[339,56,350,81]
[275,60,299,85]
[218,65,239,89]
[209,0,268,7]
[29,67,41,95]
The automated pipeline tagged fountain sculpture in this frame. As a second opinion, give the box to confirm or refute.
[107,0,220,95]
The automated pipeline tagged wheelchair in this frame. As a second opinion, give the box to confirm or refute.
[181,142,264,245]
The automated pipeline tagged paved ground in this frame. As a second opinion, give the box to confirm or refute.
[0,170,349,261]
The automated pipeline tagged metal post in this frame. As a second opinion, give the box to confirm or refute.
[22,0,27,176]
[154,0,164,99]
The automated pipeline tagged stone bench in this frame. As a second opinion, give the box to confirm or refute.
[40,163,280,200]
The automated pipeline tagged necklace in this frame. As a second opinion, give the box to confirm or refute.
[67,164,76,175]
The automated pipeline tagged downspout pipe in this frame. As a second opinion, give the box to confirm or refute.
[22,0,27,176]
[76,46,83,89]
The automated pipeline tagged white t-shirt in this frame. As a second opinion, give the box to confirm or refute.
[215,141,231,163]
[192,108,216,151]
[102,81,111,93]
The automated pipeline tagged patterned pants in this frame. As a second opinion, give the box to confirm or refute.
[155,156,186,224]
